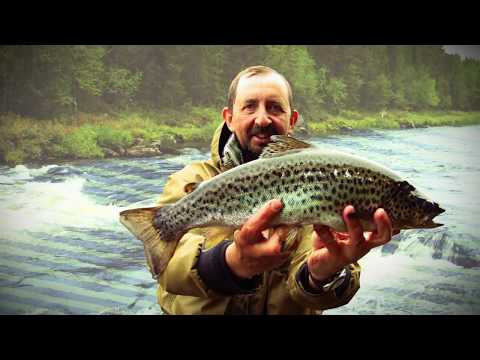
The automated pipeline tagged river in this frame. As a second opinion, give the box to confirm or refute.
[0,125,479,315]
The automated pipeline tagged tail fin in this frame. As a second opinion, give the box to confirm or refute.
[119,205,185,279]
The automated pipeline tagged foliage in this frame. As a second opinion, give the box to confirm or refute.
[1,45,480,165]
[60,126,104,159]
[1,45,480,118]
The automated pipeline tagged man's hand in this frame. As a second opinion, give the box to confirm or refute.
[225,199,292,279]
[307,205,399,285]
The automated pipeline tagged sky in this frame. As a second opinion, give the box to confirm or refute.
[443,45,480,60]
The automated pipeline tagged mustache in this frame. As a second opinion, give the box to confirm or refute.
[250,124,278,137]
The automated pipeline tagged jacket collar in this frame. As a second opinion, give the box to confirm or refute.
[210,122,241,170]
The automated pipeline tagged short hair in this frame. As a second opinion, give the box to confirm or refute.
[227,65,294,111]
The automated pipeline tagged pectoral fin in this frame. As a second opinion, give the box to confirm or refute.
[281,226,302,253]
[267,225,302,253]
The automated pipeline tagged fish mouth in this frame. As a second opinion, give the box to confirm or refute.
[422,204,446,228]
[422,220,444,229]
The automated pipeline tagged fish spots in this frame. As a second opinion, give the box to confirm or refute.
[305,173,316,183]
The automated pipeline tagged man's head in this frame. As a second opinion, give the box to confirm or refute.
[222,66,298,157]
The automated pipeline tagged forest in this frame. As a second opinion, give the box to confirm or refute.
[1,45,479,165]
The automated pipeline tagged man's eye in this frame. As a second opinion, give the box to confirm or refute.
[244,103,256,111]
[268,104,283,113]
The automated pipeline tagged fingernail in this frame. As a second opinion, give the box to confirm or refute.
[346,206,356,219]
[271,199,283,211]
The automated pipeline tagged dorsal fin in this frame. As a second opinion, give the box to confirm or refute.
[259,135,314,159]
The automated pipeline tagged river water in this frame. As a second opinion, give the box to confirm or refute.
[0,125,479,315]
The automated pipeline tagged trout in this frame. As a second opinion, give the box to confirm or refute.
[120,135,445,277]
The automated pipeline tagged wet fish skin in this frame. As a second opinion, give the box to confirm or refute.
[120,135,445,276]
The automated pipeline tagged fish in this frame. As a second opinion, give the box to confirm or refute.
[120,135,445,278]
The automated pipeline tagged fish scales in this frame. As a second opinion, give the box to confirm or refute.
[119,135,445,277]
[169,150,404,233]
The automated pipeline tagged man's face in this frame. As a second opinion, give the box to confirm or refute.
[223,73,298,156]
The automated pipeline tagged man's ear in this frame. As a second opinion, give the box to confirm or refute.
[288,110,299,134]
[222,107,233,131]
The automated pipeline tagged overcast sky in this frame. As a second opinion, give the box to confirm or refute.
[443,45,480,59]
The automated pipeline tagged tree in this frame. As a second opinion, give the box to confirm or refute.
[325,77,347,114]
[260,45,321,117]
[181,46,226,107]
[409,71,440,109]
[341,63,364,109]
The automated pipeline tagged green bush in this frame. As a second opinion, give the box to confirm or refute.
[96,127,134,150]
[60,126,104,159]
[4,149,26,166]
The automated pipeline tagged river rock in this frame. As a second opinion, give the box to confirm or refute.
[132,138,144,146]
[151,136,183,154]
[103,148,120,157]
[399,121,415,129]
[125,146,162,157]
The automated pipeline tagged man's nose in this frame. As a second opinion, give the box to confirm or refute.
[254,107,272,127]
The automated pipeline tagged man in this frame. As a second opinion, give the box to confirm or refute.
[155,65,396,314]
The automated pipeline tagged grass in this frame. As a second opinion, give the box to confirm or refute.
[307,110,480,136]
[0,107,222,166]
[1,108,479,166]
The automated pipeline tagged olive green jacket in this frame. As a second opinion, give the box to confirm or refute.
[155,122,361,314]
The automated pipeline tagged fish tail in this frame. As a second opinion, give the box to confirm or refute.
[119,205,186,278]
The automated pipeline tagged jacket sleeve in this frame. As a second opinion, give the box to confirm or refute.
[286,226,361,311]
[155,161,230,298]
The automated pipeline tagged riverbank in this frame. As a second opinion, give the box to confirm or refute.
[1,109,479,167]
[307,110,480,135]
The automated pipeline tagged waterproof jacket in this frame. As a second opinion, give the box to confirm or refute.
[155,122,361,314]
